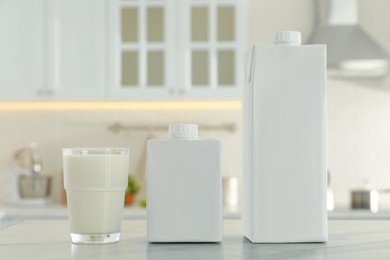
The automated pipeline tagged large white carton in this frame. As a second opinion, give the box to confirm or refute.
[243,31,327,243]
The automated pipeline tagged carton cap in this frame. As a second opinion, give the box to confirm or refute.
[169,123,198,139]
[274,31,301,46]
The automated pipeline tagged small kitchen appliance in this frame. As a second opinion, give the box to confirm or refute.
[3,143,51,205]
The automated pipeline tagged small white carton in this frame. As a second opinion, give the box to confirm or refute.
[147,123,222,242]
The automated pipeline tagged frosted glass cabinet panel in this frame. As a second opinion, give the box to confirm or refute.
[192,51,209,86]
[147,7,164,42]
[147,51,165,86]
[217,6,235,41]
[122,8,138,42]
[122,51,139,86]
[218,50,235,85]
[191,7,209,42]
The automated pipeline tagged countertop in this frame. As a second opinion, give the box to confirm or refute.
[1,204,389,223]
[0,205,241,229]
[1,220,390,259]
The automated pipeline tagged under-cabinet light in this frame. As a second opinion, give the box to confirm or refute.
[0,101,241,110]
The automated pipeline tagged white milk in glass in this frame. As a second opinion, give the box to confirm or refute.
[63,150,129,236]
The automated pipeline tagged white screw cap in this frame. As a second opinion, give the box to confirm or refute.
[274,31,301,46]
[169,123,198,139]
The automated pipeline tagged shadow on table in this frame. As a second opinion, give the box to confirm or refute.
[147,242,224,260]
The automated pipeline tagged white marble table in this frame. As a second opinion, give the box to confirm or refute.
[1,220,390,259]
[0,205,241,229]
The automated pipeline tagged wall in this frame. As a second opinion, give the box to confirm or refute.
[249,0,390,209]
[1,0,390,211]
[0,104,241,204]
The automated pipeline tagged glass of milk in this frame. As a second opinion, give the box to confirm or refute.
[63,148,129,244]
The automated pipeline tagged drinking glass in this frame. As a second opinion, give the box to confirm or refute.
[63,148,129,244]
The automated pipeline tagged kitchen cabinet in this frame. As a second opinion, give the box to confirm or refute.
[0,0,106,100]
[0,0,245,100]
[0,0,45,99]
[107,0,246,100]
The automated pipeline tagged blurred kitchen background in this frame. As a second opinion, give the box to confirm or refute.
[1,0,390,224]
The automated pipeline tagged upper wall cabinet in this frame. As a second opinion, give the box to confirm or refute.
[0,0,245,100]
[0,0,107,100]
[0,0,45,99]
[108,0,246,99]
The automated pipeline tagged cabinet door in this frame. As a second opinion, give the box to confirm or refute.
[0,0,45,99]
[108,0,175,99]
[50,0,106,99]
[109,0,245,100]
[181,1,244,99]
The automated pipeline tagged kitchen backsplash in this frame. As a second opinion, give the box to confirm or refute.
[0,106,242,205]
[2,77,390,211]
[327,77,390,210]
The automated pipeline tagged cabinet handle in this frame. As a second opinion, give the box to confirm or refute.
[36,89,44,95]
[46,89,54,96]
[178,89,185,95]
[36,88,54,96]
[169,89,175,95]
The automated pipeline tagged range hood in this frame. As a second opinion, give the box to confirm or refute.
[308,0,389,78]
